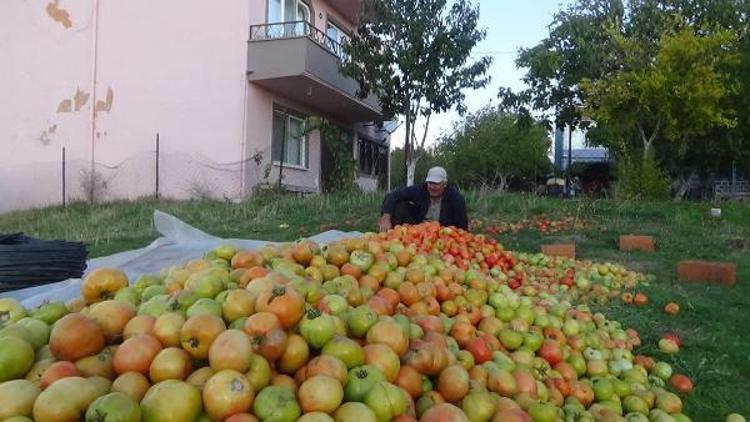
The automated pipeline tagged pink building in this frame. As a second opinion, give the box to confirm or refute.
[1,0,391,213]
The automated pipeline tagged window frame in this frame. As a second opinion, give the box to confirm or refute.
[267,0,312,24]
[272,107,309,169]
[357,135,385,177]
[325,19,351,60]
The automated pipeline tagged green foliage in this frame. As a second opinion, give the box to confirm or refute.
[341,0,491,184]
[388,146,439,189]
[498,0,623,131]
[584,27,736,158]
[615,151,669,201]
[505,0,750,197]
[307,117,358,193]
[434,107,552,190]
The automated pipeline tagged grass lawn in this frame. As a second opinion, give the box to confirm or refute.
[1,192,748,419]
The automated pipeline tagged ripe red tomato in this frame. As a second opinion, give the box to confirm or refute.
[466,337,492,364]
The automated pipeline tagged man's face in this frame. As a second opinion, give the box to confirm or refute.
[427,181,446,198]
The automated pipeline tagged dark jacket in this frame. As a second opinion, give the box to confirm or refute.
[381,184,468,230]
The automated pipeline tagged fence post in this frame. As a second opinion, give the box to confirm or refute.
[155,133,160,198]
[62,146,66,207]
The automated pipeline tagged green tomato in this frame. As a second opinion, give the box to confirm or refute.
[349,250,375,272]
[0,336,35,382]
[246,353,272,392]
[137,297,170,317]
[15,318,50,350]
[186,299,222,318]
[113,288,141,307]
[85,392,141,422]
[347,305,378,338]
[652,362,673,380]
[321,295,348,316]
[0,298,27,328]
[141,285,168,302]
[364,382,408,422]
[299,308,336,349]
[592,377,615,402]
[528,402,560,422]
[30,301,68,325]
[462,391,497,422]
[229,317,248,330]
[623,395,650,415]
[134,275,162,294]
[253,386,301,422]
[333,402,378,422]
[322,335,364,369]
[345,365,386,402]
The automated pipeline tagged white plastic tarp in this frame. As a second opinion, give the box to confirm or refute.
[1,210,361,308]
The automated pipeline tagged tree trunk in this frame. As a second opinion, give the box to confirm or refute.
[405,112,432,187]
[403,105,411,186]
[637,120,660,160]
[673,169,697,201]
[499,174,509,193]
[406,160,417,187]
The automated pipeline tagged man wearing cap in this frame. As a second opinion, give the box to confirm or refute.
[378,166,468,231]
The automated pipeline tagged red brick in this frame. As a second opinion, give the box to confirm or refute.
[677,261,737,285]
[619,235,655,252]
[541,243,576,259]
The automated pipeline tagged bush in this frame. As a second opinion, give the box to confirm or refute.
[309,118,358,194]
[615,152,669,200]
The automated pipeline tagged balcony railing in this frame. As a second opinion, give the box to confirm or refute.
[249,21,349,63]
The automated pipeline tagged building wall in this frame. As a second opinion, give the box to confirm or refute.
[244,83,323,193]
[244,0,363,194]
[1,0,371,213]
[1,0,254,212]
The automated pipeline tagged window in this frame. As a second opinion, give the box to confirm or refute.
[326,21,350,60]
[268,0,310,37]
[358,138,386,176]
[272,109,308,167]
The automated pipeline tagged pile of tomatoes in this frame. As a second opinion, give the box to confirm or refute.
[0,223,712,421]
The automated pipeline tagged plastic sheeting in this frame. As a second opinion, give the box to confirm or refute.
[0,210,361,308]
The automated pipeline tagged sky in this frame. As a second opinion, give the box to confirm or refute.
[390,0,585,150]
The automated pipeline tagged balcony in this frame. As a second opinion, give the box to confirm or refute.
[327,0,362,24]
[247,21,383,124]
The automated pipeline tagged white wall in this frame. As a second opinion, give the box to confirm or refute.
[1,0,252,212]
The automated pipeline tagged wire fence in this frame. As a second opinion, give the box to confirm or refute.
[0,135,291,213]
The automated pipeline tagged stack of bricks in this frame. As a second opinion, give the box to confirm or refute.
[619,235,655,252]
[677,261,737,285]
[541,244,575,259]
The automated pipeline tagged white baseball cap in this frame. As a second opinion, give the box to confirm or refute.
[425,166,448,183]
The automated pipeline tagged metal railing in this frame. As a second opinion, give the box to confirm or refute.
[249,21,349,62]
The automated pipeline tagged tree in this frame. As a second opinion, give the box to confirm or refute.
[582,27,737,198]
[498,0,623,131]
[341,0,491,186]
[503,0,750,199]
[435,106,552,191]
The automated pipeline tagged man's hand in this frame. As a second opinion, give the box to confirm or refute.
[378,214,392,232]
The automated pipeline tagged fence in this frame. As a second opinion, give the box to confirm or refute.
[0,134,289,214]
[249,20,349,62]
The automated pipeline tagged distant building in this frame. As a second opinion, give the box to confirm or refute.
[553,127,609,171]
[560,149,610,170]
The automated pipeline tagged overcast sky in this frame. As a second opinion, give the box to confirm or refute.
[390,0,590,150]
